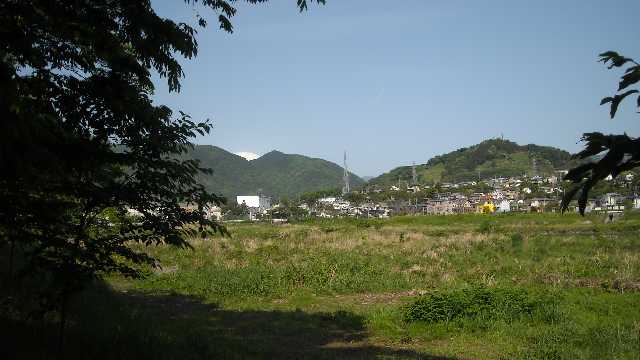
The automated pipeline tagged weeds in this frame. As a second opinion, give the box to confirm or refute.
[511,233,524,252]
[403,285,560,326]
[4,212,640,359]
[477,220,494,234]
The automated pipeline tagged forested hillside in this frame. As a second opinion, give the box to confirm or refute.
[369,139,574,186]
[184,146,364,199]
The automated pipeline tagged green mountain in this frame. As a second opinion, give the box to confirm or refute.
[369,139,574,186]
[184,146,364,199]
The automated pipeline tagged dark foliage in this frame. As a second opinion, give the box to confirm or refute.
[0,0,324,316]
[562,52,640,214]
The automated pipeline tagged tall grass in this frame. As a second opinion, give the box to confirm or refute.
[3,212,640,359]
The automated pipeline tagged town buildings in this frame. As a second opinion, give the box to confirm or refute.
[224,171,639,220]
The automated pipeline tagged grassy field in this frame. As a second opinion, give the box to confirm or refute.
[4,212,640,359]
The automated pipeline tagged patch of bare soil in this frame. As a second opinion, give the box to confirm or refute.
[331,289,429,306]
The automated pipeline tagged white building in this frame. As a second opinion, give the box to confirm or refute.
[236,195,271,211]
[318,197,337,204]
[602,193,623,207]
[497,200,511,213]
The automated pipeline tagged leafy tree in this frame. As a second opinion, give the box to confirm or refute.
[0,0,324,336]
[268,198,308,220]
[562,52,640,214]
[221,201,250,220]
[299,188,341,207]
[343,192,368,206]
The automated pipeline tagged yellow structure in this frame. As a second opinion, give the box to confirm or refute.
[479,201,496,214]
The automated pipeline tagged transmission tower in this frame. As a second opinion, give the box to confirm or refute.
[411,162,418,185]
[342,151,350,194]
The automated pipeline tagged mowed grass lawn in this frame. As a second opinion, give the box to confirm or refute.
[5,212,640,359]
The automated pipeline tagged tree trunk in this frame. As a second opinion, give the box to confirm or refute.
[57,294,67,360]
[40,316,46,360]
[5,237,14,285]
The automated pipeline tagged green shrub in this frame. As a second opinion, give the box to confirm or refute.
[320,226,338,233]
[510,233,524,252]
[477,220,500,234]
[403,285,559,326]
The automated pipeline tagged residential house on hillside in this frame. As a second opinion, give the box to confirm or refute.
[469,193,488,204]
[424,197,474,215]
[491,190,505,200]
[503,190,519,200]
[318,197,337,204]
[530,175,544,184]
[353,204,391,218]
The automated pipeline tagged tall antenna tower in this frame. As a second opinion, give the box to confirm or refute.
[411,162,418,185]
[342,151,350,194]
[532,157,538,177]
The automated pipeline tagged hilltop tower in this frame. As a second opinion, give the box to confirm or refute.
[342,151,350,194]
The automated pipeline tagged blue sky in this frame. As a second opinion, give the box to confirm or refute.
[151,0,639,177]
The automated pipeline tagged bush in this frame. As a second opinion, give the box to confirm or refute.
[477,220,500,234]
[511,233,524,252]
[403,285,559,325]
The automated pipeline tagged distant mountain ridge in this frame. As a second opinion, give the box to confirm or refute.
[369,139,574,186]
[184,146,364,199]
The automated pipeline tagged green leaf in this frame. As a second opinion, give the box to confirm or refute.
[618,70,640,91]
[598,51,619,59]
[607,90,639,118]
[625,65,640,74]
[598,51,635,69]
[600,97,613,105]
